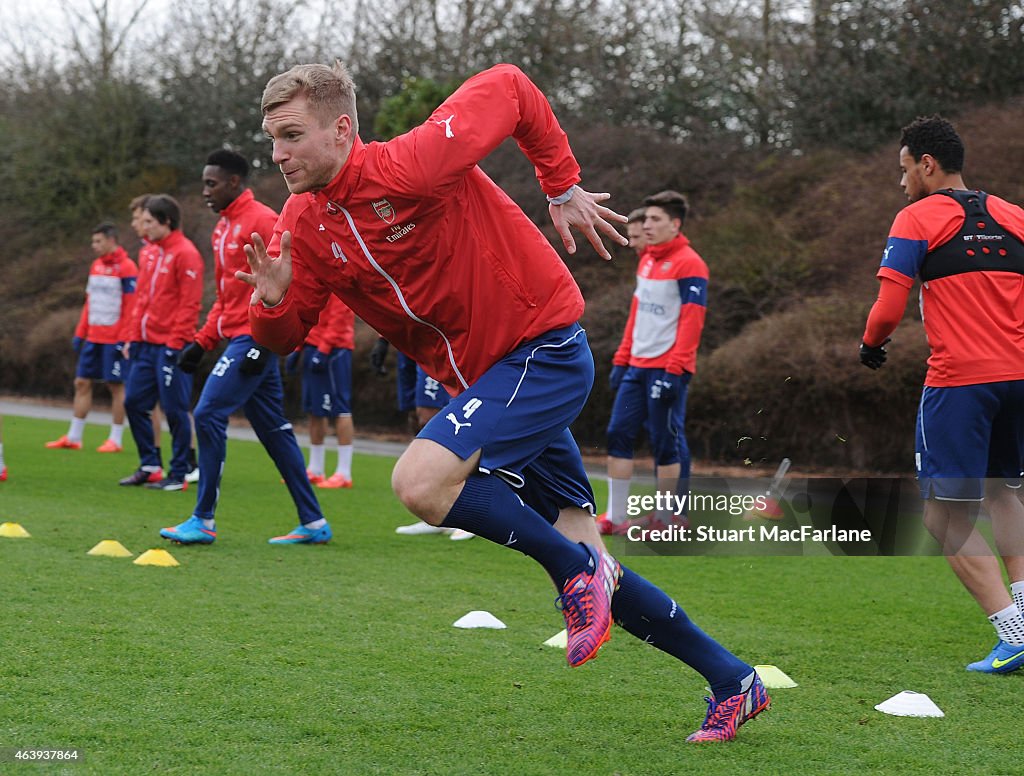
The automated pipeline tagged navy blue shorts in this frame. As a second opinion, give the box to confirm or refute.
[301,346,352,417]
[916,380,1024,500]
[606,366,690,465]
[396,352,447,411]
[76,341,125,383]
[417,324,596,522]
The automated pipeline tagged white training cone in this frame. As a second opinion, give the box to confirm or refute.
[754,664,798,688]
[874,691,944,718]
[543,629,568,648]
[453,611,506,629]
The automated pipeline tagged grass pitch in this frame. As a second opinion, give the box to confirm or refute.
[1,415,1021,774]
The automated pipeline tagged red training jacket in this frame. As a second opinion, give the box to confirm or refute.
[196,189,278,350]
[304,295,356,353]
[251,64,584,394]
[74,247,138,345]
[126,230,204,349]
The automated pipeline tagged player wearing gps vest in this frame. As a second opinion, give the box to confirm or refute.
[600,190,707,536]
[861,114,1024,675]
[241,62,769,742]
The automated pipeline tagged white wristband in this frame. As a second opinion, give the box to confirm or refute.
[546,185,577,205]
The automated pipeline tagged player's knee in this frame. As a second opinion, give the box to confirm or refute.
[73,377,92,392]
[391,461,440,522]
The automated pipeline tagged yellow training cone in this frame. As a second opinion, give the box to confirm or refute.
[88,540,134,558]
[0,522,31,538]
[134,548,179,567]
[754,664,798,688]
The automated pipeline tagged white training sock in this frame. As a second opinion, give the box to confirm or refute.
[200,518,215,530]
[309,444,325,476]
[305,518,327,530]
[109,423,125,446]
[989,603,1024,646]
[1010,581,1024,618]
[68,417,87,443]
[607,477,631,524]
[335,444,353,478]
[0,442,5,468]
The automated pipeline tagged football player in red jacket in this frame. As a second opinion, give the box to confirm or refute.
[240,62,769,741]
[120,195,204,490]
[160,149,330,546]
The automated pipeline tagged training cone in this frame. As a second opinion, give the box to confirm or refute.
[543,629,568,648]
[133,548,180,567]
[453,611,506,629]
[874,691,944,718]
[0,522,31,538]
[743,497,785,521]
[754,664,798,688]
[87,540,133,558]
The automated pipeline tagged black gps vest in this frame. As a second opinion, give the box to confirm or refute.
[918,189,1024,282]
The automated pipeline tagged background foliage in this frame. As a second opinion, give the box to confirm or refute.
[2,0,1024,471]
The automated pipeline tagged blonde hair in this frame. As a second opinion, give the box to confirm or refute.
[262,62,358,134]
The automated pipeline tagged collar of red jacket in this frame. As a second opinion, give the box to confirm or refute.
[99,246,129,265]
[314,136,367,209]
[645,233,690,260]
[221,188,255,220]
[154,230,184,249]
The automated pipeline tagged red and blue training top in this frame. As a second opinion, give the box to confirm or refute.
[867,189,1024,387]
[612,234,708,375]
[75,247,138,345]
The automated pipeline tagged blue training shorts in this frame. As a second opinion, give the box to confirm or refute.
[76,341,125,383]
[301,346,352,417]
[417,324,597,522]
[916,380,1024,500]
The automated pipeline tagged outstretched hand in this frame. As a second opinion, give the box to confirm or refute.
[238,231,293,307]
[548,187,629,260]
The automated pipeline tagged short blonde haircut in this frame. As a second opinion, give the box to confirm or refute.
[262,62,359,134]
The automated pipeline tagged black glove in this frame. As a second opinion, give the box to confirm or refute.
[310,351,328,374]
[609,364,626,390]
[284,350,302,375]
[239,344,271,375]
[177,341,206,374]
[859,337,891,370]
[370,337,390,376]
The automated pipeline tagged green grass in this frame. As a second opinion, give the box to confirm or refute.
[1,416,1021,775]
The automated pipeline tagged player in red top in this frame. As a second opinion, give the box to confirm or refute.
[160,149,330,546]
[240,62,769,741]
[861,115,1024,674]
[120,195,204,490]
[46,222,138,453]
[600,191,708,535]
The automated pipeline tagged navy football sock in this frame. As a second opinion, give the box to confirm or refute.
[441,473,590,585]
[612,566,752,700]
